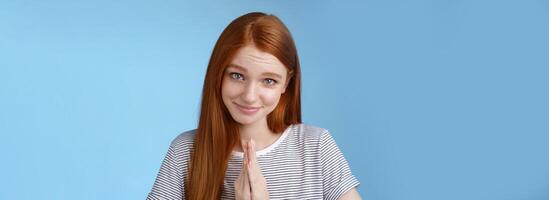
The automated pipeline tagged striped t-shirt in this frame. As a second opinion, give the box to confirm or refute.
[147,123,360,200]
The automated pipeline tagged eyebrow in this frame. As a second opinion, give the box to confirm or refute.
[227,64,283,79]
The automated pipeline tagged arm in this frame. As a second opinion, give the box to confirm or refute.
[147,143,185,200]
[338,188,362,200]
[320,131,361,200]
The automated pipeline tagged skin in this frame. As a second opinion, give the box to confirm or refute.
[221,45,289,151]
[222,45,361,200]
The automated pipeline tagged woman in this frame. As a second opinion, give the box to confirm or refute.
[147,12,361,200]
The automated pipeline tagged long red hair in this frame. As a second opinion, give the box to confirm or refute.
[186,12,302,199]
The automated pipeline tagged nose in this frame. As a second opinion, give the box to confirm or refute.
[241,82,258,104]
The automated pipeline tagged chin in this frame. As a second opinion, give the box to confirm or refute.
[231,110,267,125]
[233,116,259,125]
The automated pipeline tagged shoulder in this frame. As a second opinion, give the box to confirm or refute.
[169,129,196,151]
[291,123,332,143]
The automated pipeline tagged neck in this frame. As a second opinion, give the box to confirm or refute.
[237,118,280,151]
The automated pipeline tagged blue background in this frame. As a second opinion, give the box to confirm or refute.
[1,0,548,199]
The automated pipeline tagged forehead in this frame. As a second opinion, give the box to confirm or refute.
[228,45,287,76]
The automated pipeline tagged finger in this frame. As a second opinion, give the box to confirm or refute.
[248,139,257,165]
[235,173,243,194]
[239,154,246,179]
[243,174,251,198]
[241,140,248,166]
[236,167,250,199]
[242,140,248,178]
[248,140,269,191]
[241,139,247,155]
[242,154,251,199]
[246,140,259,184]
[249,139,262,172]
[244,140,254,193]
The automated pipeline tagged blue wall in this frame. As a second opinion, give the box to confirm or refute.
[1,0,548,199]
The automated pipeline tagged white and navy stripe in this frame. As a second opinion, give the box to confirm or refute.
[147,124,360,200]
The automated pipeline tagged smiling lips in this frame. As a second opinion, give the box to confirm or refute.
[235,103,260,115]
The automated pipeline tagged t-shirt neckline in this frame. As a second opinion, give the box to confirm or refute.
[231,124,293,158]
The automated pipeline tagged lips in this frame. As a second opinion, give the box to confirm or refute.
[234,103,261,115]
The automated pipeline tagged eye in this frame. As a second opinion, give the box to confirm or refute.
[230,72,244,81]
[263,78,278,86]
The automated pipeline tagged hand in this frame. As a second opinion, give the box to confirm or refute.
[235,140,251,200]
[235,139,270,200]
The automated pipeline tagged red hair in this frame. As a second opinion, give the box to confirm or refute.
[186,12,302,199]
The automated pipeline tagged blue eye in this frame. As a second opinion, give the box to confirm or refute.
[230,72,244,80]
[264,79,277,86]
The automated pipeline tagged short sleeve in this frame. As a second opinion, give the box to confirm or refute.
[146,143,185,200]
[320,131,360,200]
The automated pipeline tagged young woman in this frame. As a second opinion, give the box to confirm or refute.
[147,12,361,200]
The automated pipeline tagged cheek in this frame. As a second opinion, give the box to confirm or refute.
[221,81,239,102]
[260,89,283,106]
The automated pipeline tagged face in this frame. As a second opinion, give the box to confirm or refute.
[221,45,289,126]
